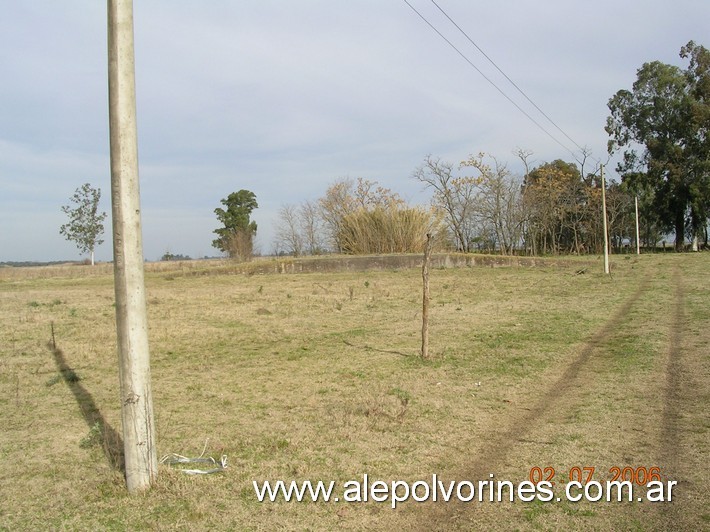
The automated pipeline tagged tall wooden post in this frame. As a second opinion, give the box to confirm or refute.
[421,233,433,359]
[108,0,157,492]
[601,165,610,275]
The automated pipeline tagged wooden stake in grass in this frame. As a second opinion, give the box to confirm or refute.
[108,0,157,492]
[421,233,433,359]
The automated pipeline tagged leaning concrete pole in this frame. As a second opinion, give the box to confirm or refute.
[107,0,157,491]
[601,164,610,275]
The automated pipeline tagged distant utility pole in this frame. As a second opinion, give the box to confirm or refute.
[108,0,157,491]
[634,195,641,255]
[601,165,610,275]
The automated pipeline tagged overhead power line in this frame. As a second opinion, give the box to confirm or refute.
[402,0,584,161]
[429,0,587,155]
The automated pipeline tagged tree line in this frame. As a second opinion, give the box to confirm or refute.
[58,42,709,262]
[273,41,709,256]
[273,152,642,257]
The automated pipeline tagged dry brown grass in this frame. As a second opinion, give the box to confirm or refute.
[0,253,708,530]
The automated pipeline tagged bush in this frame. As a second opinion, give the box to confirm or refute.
[226,229,254,262]
[338,206,439,254]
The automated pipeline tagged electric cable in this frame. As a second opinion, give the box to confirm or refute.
[402,0,584,161]
[429,0,588,155]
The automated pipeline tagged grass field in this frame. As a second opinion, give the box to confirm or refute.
[1,253,708,530]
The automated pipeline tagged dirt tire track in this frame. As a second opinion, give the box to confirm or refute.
[656,264,690,529]
[660,266,684,469]
[415,278,650,529]
[465,279,649,480]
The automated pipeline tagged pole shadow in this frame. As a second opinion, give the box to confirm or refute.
[47,328,125,473]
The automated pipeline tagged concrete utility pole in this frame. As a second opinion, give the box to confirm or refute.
[108,0,157,491]
[634,195,641,255]
[601,165,610,274]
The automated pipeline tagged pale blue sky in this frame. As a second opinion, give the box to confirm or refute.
[1,1,707,261]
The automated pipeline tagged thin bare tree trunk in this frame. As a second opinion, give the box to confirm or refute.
[421,233,433,359]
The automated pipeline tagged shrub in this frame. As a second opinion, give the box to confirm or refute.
[338,206,440,254]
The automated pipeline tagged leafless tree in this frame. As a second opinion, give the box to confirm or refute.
[318,179,358,252]
[413,155,478,252]
[300,200,325,255]
[461,153,526,255]
[274,204,304,256]
[514,148,534,181]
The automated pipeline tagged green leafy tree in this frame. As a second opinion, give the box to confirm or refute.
[682,41,710,247]
[606,41,710,250]
[212,190,258,260]
[59,183,107,265]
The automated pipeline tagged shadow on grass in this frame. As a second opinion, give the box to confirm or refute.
[47,333,125,473]
[342,338,413,358]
